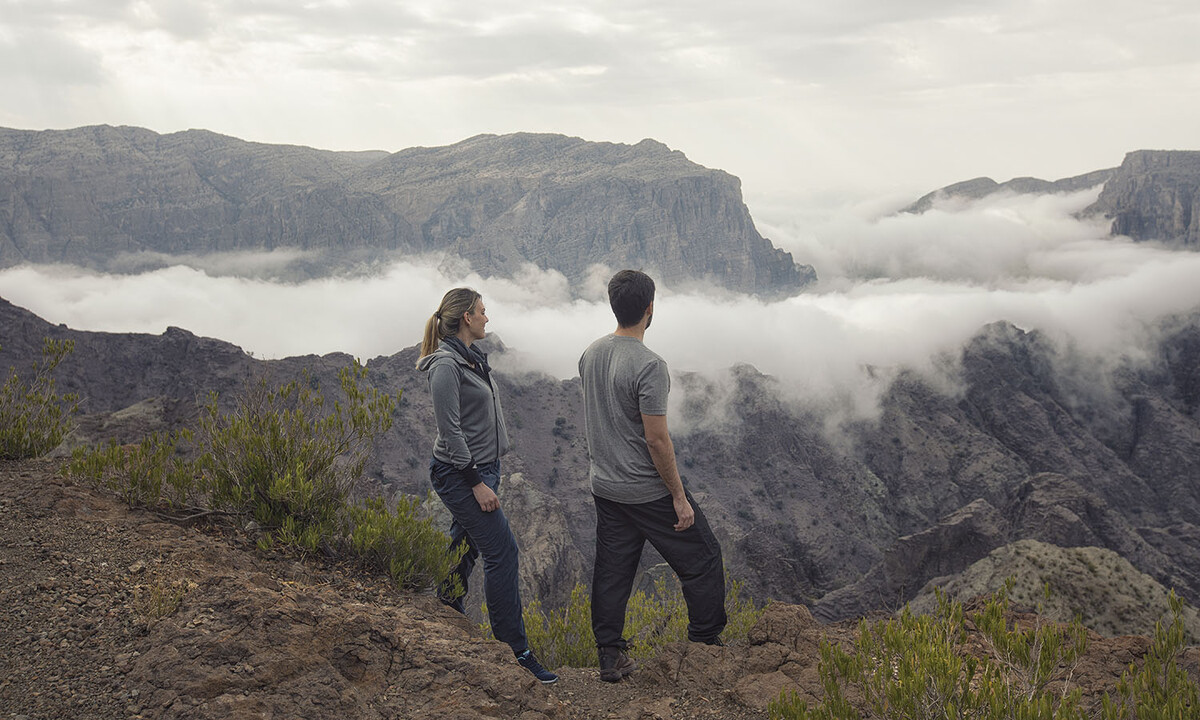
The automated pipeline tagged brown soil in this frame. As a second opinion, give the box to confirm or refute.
[2,459,1198,720]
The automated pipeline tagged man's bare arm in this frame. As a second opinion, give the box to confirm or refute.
[642,413,694,531]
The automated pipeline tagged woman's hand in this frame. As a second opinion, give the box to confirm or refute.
[473,483,500,512]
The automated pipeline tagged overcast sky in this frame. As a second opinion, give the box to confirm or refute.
[2,0,1198,216]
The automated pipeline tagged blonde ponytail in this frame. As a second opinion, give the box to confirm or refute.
[420,313,441,358]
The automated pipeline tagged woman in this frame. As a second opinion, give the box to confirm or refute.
[416,288,558,685]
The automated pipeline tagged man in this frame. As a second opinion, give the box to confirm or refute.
[578,269,727,683]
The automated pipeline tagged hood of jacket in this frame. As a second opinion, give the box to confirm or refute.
[416,346,466,372]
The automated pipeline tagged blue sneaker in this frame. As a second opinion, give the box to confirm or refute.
[516,649,558,684]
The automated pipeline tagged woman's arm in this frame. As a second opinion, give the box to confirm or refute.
[428,361,475,471]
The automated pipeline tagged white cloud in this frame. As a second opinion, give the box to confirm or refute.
[771,187,1115,286]
[2,192,1198,428]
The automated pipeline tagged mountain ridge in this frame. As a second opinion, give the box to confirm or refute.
[0,125,813,296]
[903,149,1200,248]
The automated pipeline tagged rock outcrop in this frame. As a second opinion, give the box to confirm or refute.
[908,539,1200,639]
[1084,150,1200,247]
[811,499,1008,620]
[0,125,813,296]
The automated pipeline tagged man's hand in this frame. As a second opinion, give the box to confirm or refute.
[473,483,500,512]
[643,413,693,531]
[672,495,694,531]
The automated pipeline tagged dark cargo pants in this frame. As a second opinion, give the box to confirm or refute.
[591,490,727,648]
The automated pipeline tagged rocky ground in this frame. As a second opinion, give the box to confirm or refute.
[2,458,1198,720]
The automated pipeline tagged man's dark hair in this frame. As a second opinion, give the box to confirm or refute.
[608,270,655,327]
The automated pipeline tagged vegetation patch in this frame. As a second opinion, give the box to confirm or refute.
[67,362,461,594]
[769,582,1198,720]
[487,576,764,668]
[0,338,80,461]
[131,573,192,624]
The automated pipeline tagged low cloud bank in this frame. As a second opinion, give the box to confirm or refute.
[2,188,1198,424]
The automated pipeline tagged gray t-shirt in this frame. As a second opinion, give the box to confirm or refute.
[578,334,671,504]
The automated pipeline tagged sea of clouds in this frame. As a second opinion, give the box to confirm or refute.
[2,186,1199,423]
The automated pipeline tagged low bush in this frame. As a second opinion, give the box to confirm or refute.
[626,575,761,660]
[768,584,1077,719]
[344,495,467,592]
[197,363,395,551]
[0,338,80,460]
[972,580,1089,707]
[132,573,192,624]
[769,582,1200,720]
[489,576,765,668]
[521,582,598,669]
[67,430,199,509]
[1101,590,1198,720]
[69,361,459,593]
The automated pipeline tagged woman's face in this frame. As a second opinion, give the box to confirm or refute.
[464,298,488,340]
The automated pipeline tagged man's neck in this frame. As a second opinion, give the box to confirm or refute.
[613,325,645,342]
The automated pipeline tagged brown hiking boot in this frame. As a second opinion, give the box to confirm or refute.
[598,646,636,683]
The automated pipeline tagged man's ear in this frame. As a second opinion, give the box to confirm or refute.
[645,301,654,320]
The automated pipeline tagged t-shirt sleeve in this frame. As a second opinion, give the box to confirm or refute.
[637,357,670,416]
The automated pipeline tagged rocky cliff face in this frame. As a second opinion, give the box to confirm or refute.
[4,296,1199,628]
[0,126,813,296]
[1084,150,1200,247]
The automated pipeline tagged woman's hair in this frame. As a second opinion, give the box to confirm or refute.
[419,287,482,358]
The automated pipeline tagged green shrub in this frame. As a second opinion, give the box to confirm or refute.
[197,363,395,551]
[624,575,688,660]
[66,430,198,509]
[626,576,761,660]
[769,586,1089,720]
[344,495,466,592]
[718,578,762,641]
[132,572,191,624]
[65,360,466,598]
[0,338,80,460]
[972,580,1089,705]
[1101,590,1198,720]
[489,577,765,668]
[521,582,599,669]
